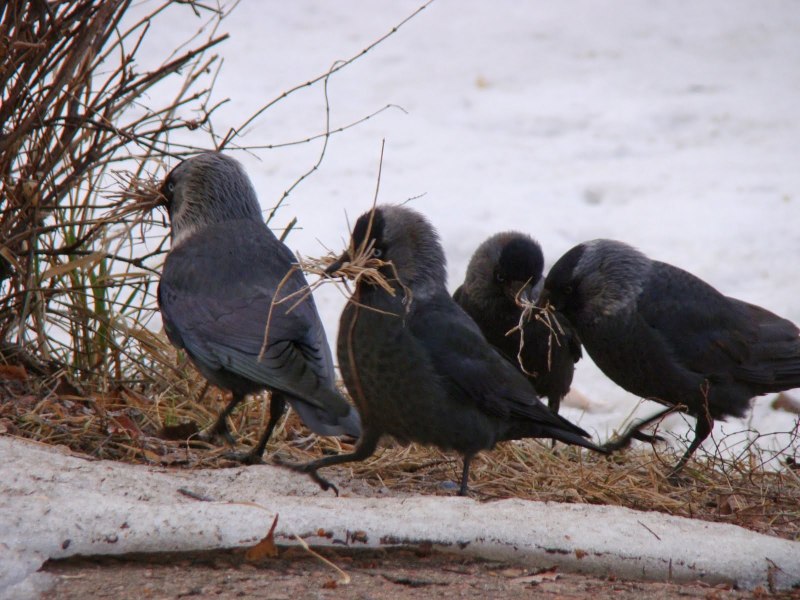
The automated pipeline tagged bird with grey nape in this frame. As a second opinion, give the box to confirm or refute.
[540,239,800,476]
[157,152,360,463]
[282,205,606,495]
[454,232,582,415]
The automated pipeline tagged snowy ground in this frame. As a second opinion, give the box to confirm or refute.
[133,1,800,456]
[3,438,799,597]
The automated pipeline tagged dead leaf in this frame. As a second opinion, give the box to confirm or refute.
[107,413,141,438]
[500,568,525,578]
[0,365,27,381]
[575,549,588,559]
[161,422,200,441]
[510,568,559,585]
[772,393,800,415]
[158,451,191,465]
[717,494,747,516]
[245,514,279,562]
[142,449,161,463]
[322,579,338,589]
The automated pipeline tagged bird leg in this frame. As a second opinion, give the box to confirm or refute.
[602,405,679,452]
[275,430,380,496]
[459,454,475,496]
[668,412,713,479]
[630,430,665,444]
[224,392,287,465]
[198,392,245,446]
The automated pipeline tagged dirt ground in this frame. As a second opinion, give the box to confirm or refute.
[43,546,791,600]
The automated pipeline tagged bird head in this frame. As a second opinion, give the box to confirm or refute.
[539,239,651,326]
[160,152,263,245]
[464,232,544,308]
[326,205,447,297]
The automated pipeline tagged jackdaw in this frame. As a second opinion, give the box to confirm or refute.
[157,152,360,463]
[454,232,582,415]
[539,238,800,475]
[283,205,605,495]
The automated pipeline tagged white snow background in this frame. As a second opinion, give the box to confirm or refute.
[132,1,800,459]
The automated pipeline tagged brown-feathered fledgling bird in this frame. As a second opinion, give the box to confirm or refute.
[283,205,606,495]
[540,238,800,475]
[157,152,360,463]
[454,232,582,415]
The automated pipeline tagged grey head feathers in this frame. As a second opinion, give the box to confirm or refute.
[546,239,652,324]
[351,204,447,298]
[162,152,263,246]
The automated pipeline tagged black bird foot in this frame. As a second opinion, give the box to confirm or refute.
[601,437,631,453]
[197,423,237,447]
[630,431,665,445]
[222,450,265,465]
[665,455,694,485]
[602,430,664,453]
[666,468,692,486]
[272,456,340,496]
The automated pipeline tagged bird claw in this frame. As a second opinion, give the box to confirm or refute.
[666,468,692,486]
[602,429,665,453]
[197,423,237,447]
[272,456,339,496]
[600,437,631,453]
[631,431,665,445]
[222,450,265,465]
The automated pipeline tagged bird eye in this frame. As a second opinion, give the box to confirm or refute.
[372,247,383,258]
[495,273,505,283]
[166,182,175,193]
[563,284,574,295]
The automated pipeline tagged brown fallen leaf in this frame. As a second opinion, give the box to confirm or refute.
[245,514,279,562]
[717,494,747,516]
[107,413,142,439]
[0,365,28,381]
[575,549,588,559]
[771,393,800,415]
[510,568,559,585]
[161,421,200,441]
[500,568,525,578]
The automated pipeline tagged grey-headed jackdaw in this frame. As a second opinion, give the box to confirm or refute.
[454,232,582,415]
[540,238,800,475]
[284,205,605,495]
[157,152,360,463]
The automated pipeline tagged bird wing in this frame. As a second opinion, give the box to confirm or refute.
[639,262,800,389]
[407,292,585,433]
[158,220,337,406]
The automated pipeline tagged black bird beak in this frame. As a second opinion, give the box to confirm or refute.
[324,251,351,277]
[508,279,541,306]
[528,279,544,303]
[536,288,551,309]
[156,182,172,218]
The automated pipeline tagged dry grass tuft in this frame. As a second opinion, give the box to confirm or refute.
[508,296,563,375]
[3,357,798,541]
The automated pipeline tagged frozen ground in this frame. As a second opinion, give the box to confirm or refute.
[134,1,800,454]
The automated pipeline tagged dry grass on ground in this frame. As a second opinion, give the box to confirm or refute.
[1,365,798,543]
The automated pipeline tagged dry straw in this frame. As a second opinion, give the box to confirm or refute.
[509,292,564,375]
